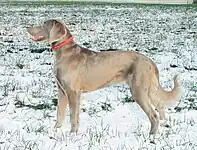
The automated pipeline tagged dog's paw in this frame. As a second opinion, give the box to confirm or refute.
[160,120,170,128]
[70,128,78,135]
[70,125,79,135]
[149,133,157,144]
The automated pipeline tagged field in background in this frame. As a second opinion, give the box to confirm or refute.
[0,0,195,4]
[0,2,197,150]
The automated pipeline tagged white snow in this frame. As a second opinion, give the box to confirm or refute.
[0,3,197,150]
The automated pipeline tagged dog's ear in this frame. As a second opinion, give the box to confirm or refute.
[48,21,67,43]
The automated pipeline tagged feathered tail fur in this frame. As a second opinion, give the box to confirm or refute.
[159,75,181,105]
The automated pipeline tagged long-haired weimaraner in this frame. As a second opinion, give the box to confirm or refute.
[27,19,180,140]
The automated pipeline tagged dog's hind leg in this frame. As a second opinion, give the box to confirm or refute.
[157,106,166,121]
[136,95,160,144]
[127,74,159,137]
[137,97,159,135]
[157,106,170,128]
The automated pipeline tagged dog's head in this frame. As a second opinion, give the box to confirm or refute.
[27,19,69,43]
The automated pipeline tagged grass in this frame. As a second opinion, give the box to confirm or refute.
[0,2,197,150]
[14,99,54,110]
[1,0,197,8]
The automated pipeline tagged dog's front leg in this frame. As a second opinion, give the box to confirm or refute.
[54,87,68,129]
[67,90,81,134]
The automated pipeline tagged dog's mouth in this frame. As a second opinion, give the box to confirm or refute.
[31,35,45,42]
[27,27,47,42]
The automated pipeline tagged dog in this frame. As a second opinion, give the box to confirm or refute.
[27,19,180,137]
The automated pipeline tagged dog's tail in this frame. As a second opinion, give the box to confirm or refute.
[159,75,181,105]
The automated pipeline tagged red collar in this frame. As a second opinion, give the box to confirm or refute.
[52,36,73,51]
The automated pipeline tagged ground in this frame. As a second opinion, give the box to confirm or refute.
[0,3,197,150]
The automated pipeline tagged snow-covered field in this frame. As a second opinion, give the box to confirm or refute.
[0,3,197,150]
[0,0,194,4]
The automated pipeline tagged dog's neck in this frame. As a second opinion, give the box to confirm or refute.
[52,34,74,50]
[52,34,79,60]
